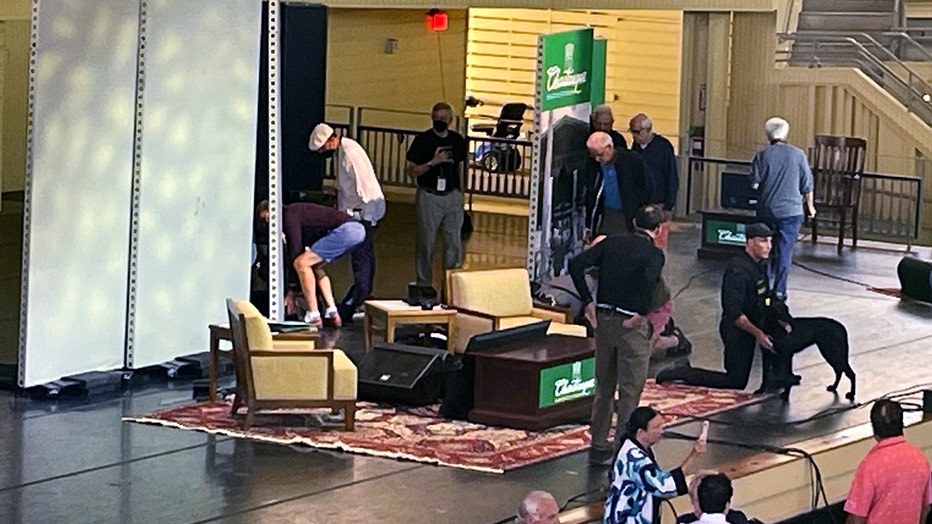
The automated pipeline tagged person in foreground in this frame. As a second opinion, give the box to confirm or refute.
[569,206,666,465]
[605,406,706,524]
[844,399,931,524]
[515,491,560,524]
[677,472,750,524]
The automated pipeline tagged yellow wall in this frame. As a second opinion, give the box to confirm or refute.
[466,8,682,145]
[326,9,467,130]
[0,20,29,195]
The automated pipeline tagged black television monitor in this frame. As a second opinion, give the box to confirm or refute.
[465,320,552,352]
[720,171,758,210]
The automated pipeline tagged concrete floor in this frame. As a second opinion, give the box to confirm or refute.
[1,201,931,523]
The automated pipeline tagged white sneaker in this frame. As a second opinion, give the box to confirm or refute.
[304,310,322,326]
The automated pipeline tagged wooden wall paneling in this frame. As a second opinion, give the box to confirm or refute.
[328,9,467,116]
[726,11,776,161]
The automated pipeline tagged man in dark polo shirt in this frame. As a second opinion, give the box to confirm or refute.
[275,202,365,327]
[656,223,778,390]
[405,102,468,293]
[569,205,665,465]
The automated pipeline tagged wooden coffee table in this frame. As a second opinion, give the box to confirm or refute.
[363,299,457,352]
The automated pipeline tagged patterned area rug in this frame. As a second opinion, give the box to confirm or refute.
[124,380,762,473]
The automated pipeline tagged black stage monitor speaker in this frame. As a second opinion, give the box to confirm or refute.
[897,256,932,302]
[720,171,757,210]
[357,344,448,406]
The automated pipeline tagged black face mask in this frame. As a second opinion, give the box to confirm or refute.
[432,119,448,133]
[319,148,336,158]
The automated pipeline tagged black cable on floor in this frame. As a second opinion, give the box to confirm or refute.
[791,259,874,289]
[662,431,838,523]
[672,268,719,300]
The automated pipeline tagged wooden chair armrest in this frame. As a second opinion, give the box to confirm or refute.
[251,349,333,358]
[272,332,319,341]
[451,306,497,321]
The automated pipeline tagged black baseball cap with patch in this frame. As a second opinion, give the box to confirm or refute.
[745,222,773,239]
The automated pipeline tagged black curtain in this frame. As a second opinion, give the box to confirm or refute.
[255,2,328,203]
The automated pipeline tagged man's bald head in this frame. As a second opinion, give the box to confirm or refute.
[587,131,615,165]
[516,491,559,524]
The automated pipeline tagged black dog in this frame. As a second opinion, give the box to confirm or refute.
[761,297,856,401]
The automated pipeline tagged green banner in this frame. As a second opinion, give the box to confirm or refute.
[540,28,593,111]
[590,38,606,107]
[539,357,596,408]
[705,219,749,247]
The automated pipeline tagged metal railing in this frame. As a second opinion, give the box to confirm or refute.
[321,116,533,200]
[777,32,932,125]
[686,156,921,249]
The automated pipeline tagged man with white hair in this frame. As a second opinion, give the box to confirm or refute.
[309,123,385,322]
[750,117,815,301]
[584,131,649,238]
[591,104,627,151]
[515,491,559,524]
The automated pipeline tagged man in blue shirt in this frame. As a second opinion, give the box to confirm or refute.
[584,132,649,240]
[751,117,816,300]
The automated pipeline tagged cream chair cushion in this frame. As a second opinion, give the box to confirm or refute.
[451,268,533,316]
[251,349,357,400]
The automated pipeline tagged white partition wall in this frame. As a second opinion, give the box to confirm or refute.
[20,0,262,385]
[20,0,140,387]
[125,0,261,368]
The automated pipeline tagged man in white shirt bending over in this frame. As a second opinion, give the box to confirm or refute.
[309,123,386,322]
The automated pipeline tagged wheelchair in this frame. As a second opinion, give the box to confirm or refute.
[469,102,527,173]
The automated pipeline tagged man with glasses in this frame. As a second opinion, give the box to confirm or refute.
[406,102,468,295]
[628,113,679,250]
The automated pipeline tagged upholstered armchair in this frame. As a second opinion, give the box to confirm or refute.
[445,268,588,352]
[225,299,357,430]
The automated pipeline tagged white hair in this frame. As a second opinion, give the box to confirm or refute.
[516,491,556,523]
[764,117,789,141]
[586,131,612,151]
[592,104,614,119]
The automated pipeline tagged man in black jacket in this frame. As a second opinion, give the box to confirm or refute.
[569,205,665,465]
[584,131,650,241]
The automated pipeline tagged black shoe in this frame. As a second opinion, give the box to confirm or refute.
[337,303,356,325]
[665,327,693,358]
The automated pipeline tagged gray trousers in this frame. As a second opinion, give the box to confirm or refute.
[590,309,652,453]
[415,188,464,287]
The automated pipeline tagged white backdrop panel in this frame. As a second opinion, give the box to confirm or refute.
[130,0,261,367]
[22,0,140,386]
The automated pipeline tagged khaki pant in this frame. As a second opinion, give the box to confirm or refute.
[590,309,652,454]
[415,189,464,287]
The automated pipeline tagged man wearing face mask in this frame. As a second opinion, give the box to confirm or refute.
[309,123,385,322]
[405,102,468,294]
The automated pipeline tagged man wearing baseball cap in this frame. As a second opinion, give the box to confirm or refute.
[656,222,781,391]
[309,123,385,322]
